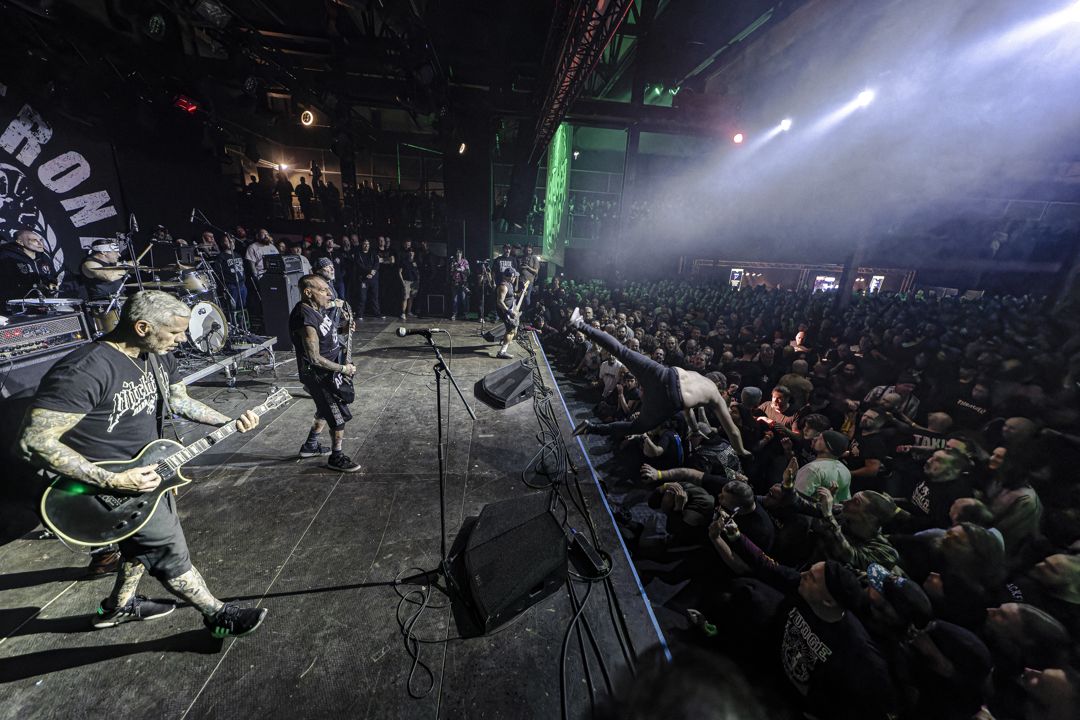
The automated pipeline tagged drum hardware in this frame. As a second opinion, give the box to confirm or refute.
[6,297,85,314]
[86,298,126,336]
[125,281,186,290]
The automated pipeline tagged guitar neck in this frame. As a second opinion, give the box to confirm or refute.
[161,399,275,468]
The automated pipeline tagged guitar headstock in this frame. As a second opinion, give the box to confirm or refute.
[264,387,292,410]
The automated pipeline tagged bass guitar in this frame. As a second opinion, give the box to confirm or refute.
[40,387,292,547]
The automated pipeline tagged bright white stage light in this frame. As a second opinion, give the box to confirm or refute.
[733,133,745,144]
[856,90,875,107]
[779,118,793,131]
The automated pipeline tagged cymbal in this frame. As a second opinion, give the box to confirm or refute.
[125,281,185,289]
[114,264,178,271]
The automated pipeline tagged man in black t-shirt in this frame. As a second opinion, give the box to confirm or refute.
[290,274,361,472]
[18,290,267,638]
[213,235,247,315]
[848,408,890,493]
[398,248,420,321]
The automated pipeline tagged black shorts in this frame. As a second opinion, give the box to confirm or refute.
[301,373,353,431]
[117,492,192,581]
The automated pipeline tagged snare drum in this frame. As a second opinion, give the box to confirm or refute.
[86,299,125,336]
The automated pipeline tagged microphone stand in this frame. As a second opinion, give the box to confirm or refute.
[399,332,477,591]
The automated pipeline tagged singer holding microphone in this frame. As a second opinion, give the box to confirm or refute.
[290,274,362,472]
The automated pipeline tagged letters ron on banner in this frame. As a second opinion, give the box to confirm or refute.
[0,83,125,280]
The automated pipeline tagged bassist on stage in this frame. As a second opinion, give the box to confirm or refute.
[18,291,269,637]
[290,274,362,472]
[494,266,522,359]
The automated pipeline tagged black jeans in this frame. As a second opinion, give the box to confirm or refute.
[578,323,682,436]
[358,277,380,316]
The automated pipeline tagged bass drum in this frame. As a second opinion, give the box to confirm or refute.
[187,302,228,353]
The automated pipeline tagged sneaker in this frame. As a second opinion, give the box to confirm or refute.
[571,419,596,437]
[298,442,331,458]
[450,315,456,321]
[379,315,387,320]
[328,452,362,472]
[496,351,513,359]
[400,314,407,321]
[93,594,176,628]
[204,602,268,639]
[569,307,584,329]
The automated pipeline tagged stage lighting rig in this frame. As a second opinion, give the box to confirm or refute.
[856,90,875,107]
[779,118,793,131]
[733,133,745,144]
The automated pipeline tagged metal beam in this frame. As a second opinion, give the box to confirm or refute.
[529,0,637,166]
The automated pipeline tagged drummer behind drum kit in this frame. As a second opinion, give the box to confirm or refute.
[5,250,235,357]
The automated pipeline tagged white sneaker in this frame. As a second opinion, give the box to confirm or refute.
[400,314,407,321]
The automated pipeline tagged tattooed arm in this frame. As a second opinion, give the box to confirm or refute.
[168,383,232,425]
[168,383,263,431]
[302,326,345,373]
[18,409,159,491]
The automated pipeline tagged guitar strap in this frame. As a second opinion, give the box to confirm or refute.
[148,353,179,441]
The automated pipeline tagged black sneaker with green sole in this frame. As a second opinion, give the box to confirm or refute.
[204,602,268,639]
[92,595,176,629]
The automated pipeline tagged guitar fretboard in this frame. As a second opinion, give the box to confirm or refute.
[158,400,274,471]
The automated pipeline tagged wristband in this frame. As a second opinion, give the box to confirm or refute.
[657,470,663,481]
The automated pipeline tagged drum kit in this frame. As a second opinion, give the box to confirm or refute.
[5,252,237,357]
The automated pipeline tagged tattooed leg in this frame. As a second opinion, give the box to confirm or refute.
[163,566,225,616]
[105,560,145,610]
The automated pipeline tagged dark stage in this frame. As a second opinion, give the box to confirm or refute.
[0,321,665,719]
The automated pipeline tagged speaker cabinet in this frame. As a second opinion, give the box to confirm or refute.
[0,341,89,399]
[258,272,302,350]
[477,359,533,409]
[458,493,567,633]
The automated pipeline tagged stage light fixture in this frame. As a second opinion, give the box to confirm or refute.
[173,95,199,114]
[300,110,315,126]
[458,142,467,155]
[779,118,793,131]
[278,163,288,171]
[856,89,875,107]
[733,133,745,144]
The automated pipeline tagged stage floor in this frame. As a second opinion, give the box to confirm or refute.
[0,319,664,720]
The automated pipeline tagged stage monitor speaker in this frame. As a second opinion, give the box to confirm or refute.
[259,272,302,350]
[461,493,567,633]
[0,340,90,399]
[477,359,533,409]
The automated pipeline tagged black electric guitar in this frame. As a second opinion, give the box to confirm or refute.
[40,388,292,547]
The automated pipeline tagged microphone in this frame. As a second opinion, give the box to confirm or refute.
[397,326,443,338]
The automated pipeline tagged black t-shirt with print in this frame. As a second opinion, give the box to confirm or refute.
[771,600,896,720]
[32,343,178,462]
[290,302,338,378]
[213,250,246,286]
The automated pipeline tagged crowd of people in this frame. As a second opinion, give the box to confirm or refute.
[238,172,446,238]
[529,278,1080,720]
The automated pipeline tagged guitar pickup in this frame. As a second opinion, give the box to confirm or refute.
[94,493,128,511]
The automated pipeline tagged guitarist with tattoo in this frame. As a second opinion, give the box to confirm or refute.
[290,274,362,472]
[18,291,269,637]
[493,266,526,360]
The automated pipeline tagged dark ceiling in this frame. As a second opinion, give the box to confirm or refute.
[0,0,794,152]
